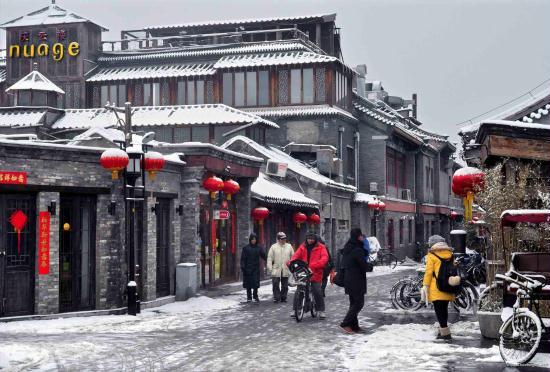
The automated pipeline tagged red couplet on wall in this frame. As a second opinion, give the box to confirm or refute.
[0,171,27,185]
[38,211,50,275]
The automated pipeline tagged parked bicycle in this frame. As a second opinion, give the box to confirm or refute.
[496,270,549,366]
[288,259,317,322]
[369,248,400,269]
[455,252,486,286]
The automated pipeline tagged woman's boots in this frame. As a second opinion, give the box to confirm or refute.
[436,327,452,340]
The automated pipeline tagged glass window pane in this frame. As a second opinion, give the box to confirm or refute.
[291,69,301,104]
[34,92,47,106]
[109,85,117,105]
[222,73,233,105]
[246,71,257,106]
[177,81,186,105]
[174,127,191,142]
[143,83,151,105]
[19,91,31,106]
[196,80,205,104]
[118,84,126,106]
[303,68,313,104]
[100,85,109,106]
[206,80,214,103]
[191,126,208,142]
[234,72,245,107]
[187,81,195,105]
[152,82,160,105]
[258,70,269,105]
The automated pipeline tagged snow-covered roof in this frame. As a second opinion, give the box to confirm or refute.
[5,70,64,94]
[0,109,47,127]
[144,13,335,31]
[86,63,215,82]
[244,104,357,122]
[500,209,550,217]
[518,103,550,124]
[0,2,107,31]
[251,173,319,208]
[156,141,263,163]
[214,51,336,69]
[52,104,278,130]
[98,41,311,63]
[353,192,377,204]
[474,120,550,141]
[222,135,356,192]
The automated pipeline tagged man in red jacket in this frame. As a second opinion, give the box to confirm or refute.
[288,231,328,319]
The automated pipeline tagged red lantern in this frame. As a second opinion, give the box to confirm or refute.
[367,201,379,210]
[450,211,459,220]
[203,176,224,199]
[378,202,386,212]
[223,179,240,200]
[143,151,165,181]
[251,207,270,225]
[293,212,307,228]
[452,167,485,222]
[100,148,129,180]
[308,213,321,225]
[9,210,28,255]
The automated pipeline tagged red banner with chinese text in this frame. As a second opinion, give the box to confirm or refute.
[0,171,27,185]
[38,211,50,275]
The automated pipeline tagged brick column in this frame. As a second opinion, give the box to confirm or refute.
[144,196,157,301]
[35,192,60,314]
[234,178,252,277]
[180,168,202,285]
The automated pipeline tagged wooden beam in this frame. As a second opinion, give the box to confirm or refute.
[487,134,550,161]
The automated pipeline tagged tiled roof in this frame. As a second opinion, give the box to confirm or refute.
[98,41,311,63]
[144,14,335,31]
[52,104,279,130]
[244,105,357,122]
[6,70,64,94]
[252,173,319,209]
[86,63,215,82]
[0,3,107,31]
[0,109,47,127]
[518,103,550,123]
[214,51,336,69]
[353,192,377,204]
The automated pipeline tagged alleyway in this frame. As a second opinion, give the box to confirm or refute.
[1,267,548,371]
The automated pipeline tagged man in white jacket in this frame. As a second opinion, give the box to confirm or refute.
[267,232,294,303]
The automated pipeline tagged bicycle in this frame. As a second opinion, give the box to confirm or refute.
[495,270,548,366]
[370,248,399,269]
[288,259,317,322]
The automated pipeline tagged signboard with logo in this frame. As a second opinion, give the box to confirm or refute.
[0,171,27,185]
[8,29,79,61]
[38,211,50,275]
[213,209,230,220]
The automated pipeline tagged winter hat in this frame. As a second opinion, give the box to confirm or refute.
[305,231,317,239]
[350,228,363,242]
[276,232,287,239]
[428,235,446,247]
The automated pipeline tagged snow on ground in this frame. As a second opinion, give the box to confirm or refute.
[367,264,417,278]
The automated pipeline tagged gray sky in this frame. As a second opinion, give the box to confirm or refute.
[1,0,549,142]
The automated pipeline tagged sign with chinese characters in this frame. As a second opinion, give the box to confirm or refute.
[8,29,79,61]
[38,211,50,275]
[0,171,27,185]
[213,209,230,220]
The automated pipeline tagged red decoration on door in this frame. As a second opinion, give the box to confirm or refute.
[38,212,50,275]
[9,210,28,254]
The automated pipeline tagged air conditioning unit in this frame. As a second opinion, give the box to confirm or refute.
[369,182,378,193]
[265,160,288,178]
[401,189,412,201]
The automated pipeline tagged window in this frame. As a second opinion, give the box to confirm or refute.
[408,220,413,243]
[152,82,160,105]
[278,70,289,104]
[303,68,314,103]
[177,81,186,105]
[100,85,109,106]
[174,127,190,143]
[399,220,404,245]
[109,85,117,105]
[290,69,301,104]
[246,71,257,106]
[338,219,349,232]
[196,80,205,104]
[315,67,326,103]
[386,149,396,188]
[143,83,151,105]
[187,81,195,105]
[19,91,31,106]
[347,146,355,180]
[142,82,159,106]
[258,70,269,105]
[156,127,173,143]
[223,73,233,105]
[234,72,245,106]
[118,84,126,106]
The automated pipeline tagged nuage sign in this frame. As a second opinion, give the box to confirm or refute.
[8,29,79,61]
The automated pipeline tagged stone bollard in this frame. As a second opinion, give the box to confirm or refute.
[176,263,198,301]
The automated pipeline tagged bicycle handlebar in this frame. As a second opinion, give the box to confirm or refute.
[495,271,543,291]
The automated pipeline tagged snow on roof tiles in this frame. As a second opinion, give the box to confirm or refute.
[86,63,215,82]
[520,103,550,123]
[0,110,47,127]
[244,104,357,122]
[252,173,319,208]
[478,119,550,132]
[98,41,311,63]
[144,14,335,31]
[6,70,64,94]
[353,192,377,204]
[222,135,356,192]
[214,51,336,69]
[0,3,107,31]
[52,104,279,130]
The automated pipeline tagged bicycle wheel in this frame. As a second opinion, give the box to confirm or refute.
[399,280,423,311]
[499,311,542,366]
[294,289,306,322]
[390,279,406,309]
[310,293,318,318]
[479,283,503,312]
[453,286,472,312]
[382,253,398,269]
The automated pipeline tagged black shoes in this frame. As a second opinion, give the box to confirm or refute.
[281,298,287,303]
[254,297,260,303]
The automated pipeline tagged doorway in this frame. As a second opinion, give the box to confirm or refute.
[59,195,96,313]
[0,194,36,317]
[156,199,171,297]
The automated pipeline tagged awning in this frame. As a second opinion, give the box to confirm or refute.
[214,51,336,69]
[251,173,319,209]
[500,210,550,226]
[86,63,216,82]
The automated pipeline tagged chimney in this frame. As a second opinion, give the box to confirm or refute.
[412,93,418,119]
[355,64,367,98]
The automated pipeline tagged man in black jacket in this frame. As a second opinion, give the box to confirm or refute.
[339,228,369,334]
[241,233,267,302]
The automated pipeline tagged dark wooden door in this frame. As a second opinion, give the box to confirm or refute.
[0,194,35,317]
[156,199,171,297]
[387,219,394,251]
[59,195,96,313]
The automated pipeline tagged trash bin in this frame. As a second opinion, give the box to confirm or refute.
[176,263,198,301]
[450,230,467,254]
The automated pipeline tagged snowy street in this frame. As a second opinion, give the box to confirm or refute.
[1,266,548,371]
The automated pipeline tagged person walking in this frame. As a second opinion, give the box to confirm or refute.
[421,235,456,340]
[267,232,294,303]
[339,228,369,334]
[289,231,328,319]
[240,233,267,303]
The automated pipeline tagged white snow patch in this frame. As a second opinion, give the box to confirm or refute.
[367,265,416,278]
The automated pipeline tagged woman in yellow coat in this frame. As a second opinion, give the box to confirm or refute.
[421,235,456,340]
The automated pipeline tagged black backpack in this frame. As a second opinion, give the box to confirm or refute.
[332,250,345,287]
[431,253,462,294]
